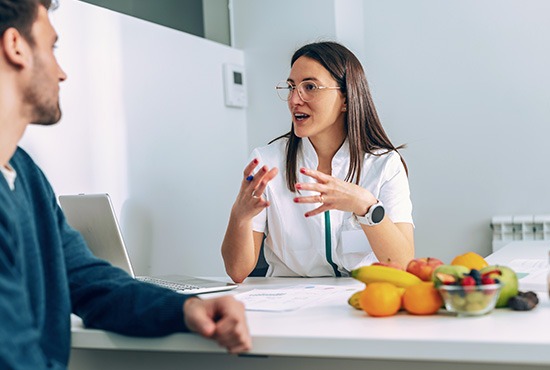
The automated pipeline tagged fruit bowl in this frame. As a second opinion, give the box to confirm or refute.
[438,284,501,316]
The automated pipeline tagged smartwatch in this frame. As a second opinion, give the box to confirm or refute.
[355,200,385,226]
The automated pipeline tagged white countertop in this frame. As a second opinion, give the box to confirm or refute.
[72,276,550,366]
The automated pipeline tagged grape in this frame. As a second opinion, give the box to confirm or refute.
[465,291,484,304]
[465,302,484,312]
[451,294,466,308]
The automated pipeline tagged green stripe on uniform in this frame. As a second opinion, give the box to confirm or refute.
[324,211,341,277]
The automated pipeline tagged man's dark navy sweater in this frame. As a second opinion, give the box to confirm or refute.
[0,148,189,369]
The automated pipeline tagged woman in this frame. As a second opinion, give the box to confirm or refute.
[222,41,414,283]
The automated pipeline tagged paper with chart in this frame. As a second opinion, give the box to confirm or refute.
[234,284,356,312]
[507,259,548,292]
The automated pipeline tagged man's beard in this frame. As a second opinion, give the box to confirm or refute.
[23,57,62,126]
[29,99,62,126]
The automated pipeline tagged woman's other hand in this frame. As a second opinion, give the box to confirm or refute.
[294,167,376,218]
[232,159,278,220]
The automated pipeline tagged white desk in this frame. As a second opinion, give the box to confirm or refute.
[70,276,550,370]
[486,240,550,262]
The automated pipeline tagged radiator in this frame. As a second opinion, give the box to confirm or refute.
[491,215,550,252]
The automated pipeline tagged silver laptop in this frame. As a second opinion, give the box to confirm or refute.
[58,193,237,295]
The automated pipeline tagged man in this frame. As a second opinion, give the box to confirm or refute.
[0,1,251,368]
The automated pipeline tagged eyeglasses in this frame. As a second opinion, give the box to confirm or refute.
[275,80,341,102]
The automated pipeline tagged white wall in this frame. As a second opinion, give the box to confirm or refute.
[361,0,550,262]
[232,0,550,263]
[231,0,337,149]
[20,0,247,276]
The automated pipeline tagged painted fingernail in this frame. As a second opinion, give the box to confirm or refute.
[295,184,302,190]
[293,198,299,203]
[246,175,254,181]
[305,213,310,218]
[253,158,259,164]
[300,168,306,174]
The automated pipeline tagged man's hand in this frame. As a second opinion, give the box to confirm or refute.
[183,295,251,354]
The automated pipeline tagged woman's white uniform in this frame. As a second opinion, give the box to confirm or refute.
[251,137,414,277]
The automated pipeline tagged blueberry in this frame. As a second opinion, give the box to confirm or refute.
[468,269,481,284]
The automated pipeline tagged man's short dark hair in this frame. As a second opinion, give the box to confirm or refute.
[0,0,54,43]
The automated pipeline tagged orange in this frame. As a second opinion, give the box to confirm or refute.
[451,252,488,270]
[402,282,443,315]
[359,282,402,317]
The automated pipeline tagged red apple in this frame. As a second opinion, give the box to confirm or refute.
[372,259,404,270]
[406,257,444,281]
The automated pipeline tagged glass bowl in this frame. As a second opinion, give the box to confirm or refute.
[438,284,501,316]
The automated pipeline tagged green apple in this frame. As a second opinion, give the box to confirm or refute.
[480,265,518,308]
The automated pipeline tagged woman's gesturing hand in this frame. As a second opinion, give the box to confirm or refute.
[294,167,377,218]
[231,158,278,220]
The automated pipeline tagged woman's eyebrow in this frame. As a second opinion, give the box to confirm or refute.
[287,77,320,83]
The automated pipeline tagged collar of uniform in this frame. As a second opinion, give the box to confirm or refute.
[331,137,350,172]
[300,138,319,169]
[300,137,350,176]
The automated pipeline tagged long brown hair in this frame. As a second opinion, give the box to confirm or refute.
[271,41,407,192]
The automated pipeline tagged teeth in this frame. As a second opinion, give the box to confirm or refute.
[294,113,309,118]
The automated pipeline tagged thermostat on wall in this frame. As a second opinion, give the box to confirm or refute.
[223,63,247,108]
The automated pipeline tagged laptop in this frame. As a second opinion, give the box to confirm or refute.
[58,193,237,295]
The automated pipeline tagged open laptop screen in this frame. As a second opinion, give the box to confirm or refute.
[58,193,238,294]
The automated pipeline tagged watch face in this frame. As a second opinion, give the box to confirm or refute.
[371,205,385,223]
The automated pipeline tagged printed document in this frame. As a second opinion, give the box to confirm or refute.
[507,259,548,292]
[234,284,356,312]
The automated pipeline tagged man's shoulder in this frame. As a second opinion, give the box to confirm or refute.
[11,146,36,168]
[11,146,53,194]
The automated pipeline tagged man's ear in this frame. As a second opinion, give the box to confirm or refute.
[1,28,31,69]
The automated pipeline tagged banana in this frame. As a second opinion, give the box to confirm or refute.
[347,290,363,310]
[351,265,422,288]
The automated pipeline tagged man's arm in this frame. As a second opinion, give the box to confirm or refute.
[59,205,251,351]
[184,296,251,353]
[0,208,56,369]
[63,226,190,337]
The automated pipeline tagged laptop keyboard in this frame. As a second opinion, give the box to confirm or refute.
[137,276,200,291]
